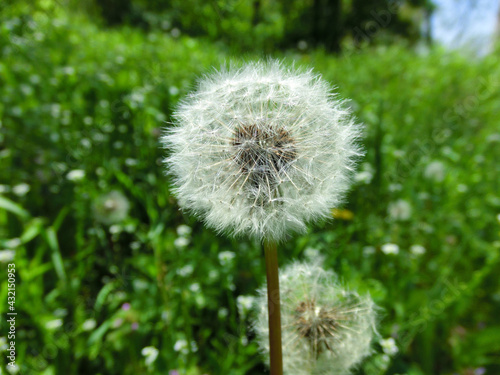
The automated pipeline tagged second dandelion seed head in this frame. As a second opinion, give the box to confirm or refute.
[253,261,377,375]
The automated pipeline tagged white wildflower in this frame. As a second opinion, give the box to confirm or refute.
[174,236,189,248]
[218,250,236,266]
[66,169,85,181]
[12,183,30,197]
[236,295,255,317]
[45,319,63,330]
[253,261,377,375]
[424,160,446,182]
[0,250,15,264]
[387,199,412,221]
[162,60,362,242]
[176,224,192,237]
[381,243,399,255]
[92,190,130,225]
[189,283,200,292]
[410,244,426,256]
[82,319,97,331]
[174,339,188,353]
[380,337,398,355]
[363,246,376,256]
[176,264,194,277]
[141,346,159,366]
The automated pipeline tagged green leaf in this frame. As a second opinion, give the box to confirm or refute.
[0,195,30,219]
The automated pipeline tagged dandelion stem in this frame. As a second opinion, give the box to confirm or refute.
[264,241,283,375]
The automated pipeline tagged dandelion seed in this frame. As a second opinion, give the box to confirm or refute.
[253,261,377,375]
[162,60,362,242]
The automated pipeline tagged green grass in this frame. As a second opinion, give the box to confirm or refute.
[1,4,499,375]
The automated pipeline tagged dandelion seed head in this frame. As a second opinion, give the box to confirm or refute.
[92,190,130,225]
[253,261,377,375]
[162,60,362,242]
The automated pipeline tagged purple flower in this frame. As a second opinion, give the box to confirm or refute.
[169,371,180,375]
[131,322,139,330]
[122,302,131,311]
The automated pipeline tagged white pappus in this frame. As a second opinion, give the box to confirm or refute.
[162,60,362,242]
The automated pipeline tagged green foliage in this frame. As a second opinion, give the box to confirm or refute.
[1,3,500,375]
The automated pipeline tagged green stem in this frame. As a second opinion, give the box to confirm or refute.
[264,241,283,375]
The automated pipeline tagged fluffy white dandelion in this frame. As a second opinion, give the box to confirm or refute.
[387,199,412,221]
[424,160,446,182]
[253,261,377,375]
[162,60,362,242]
[92,190,130,225]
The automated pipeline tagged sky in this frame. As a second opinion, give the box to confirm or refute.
[431,0,500,55]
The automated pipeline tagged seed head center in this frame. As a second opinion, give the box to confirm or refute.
[294,299,342,356]
[231,124,297,180]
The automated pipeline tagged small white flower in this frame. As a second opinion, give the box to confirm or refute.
[410,244,426,256]
[363,246,376,256]
[218,251,236,266]
[82,319,97,331]
[169,86,179,96]
[253,261,377,375]
[218,308,229,319]
[174,339,188,353]
[141,346,159,366]
[381,243,399,255]
[354,170,373,184]
[0,336,8,350]
[6,363,19,374]
[174,236,189,248]
[163,60,362,242]
[236,295,255,317]
[189,283,200,292]
[12,183,30,196]
[0,250,15,263]
[109,224,122,234]
[387,199,412,221]
[177,264,194,277]
[176,224,192,237]
[388,183,402,192]
[45,319,63,330]
[66,169,85,181]
[303,247,320,260]
[380,337,398,355]
[424,160,446,182]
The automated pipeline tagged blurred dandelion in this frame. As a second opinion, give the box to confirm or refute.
[92,190,130,225]
[387,199,412,221]
[253,261,377,375]
[424,160,446,182]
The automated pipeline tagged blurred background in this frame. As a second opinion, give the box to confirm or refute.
[1,0,500,374]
